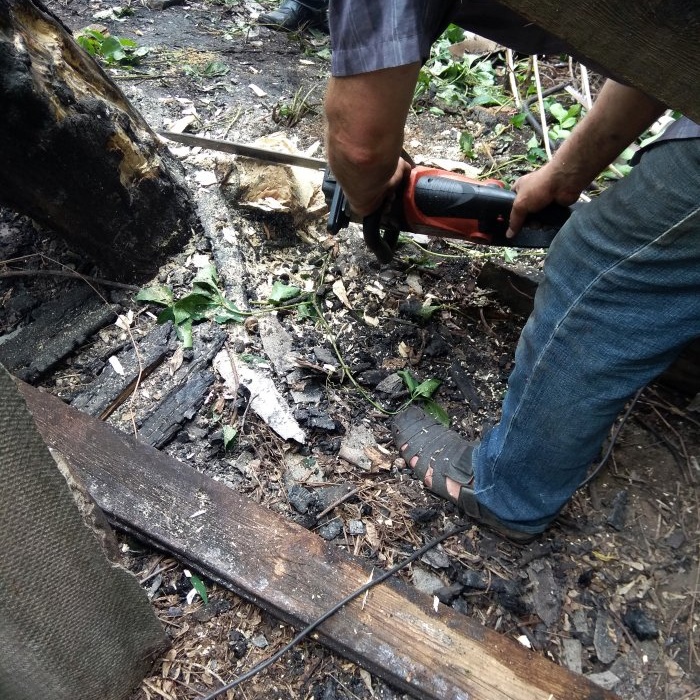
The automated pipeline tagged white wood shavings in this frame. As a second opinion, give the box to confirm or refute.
[108,355,125,376]
[249,84,267,97]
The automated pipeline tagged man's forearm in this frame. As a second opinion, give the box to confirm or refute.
[324,63,420,217]
[506,80,668,235]
[548,80,667,193]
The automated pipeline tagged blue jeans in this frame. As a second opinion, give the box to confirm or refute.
[472,137,700,534]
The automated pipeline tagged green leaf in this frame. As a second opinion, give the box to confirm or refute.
[189,574,209,603]
[192,265,220,293]
[297,301,319,320]
[413,378,441,399]
[135,285,174,306]
[397,369,419,394]
[417,304,442,321]
[502,248,519,264]
[268,281,301,305]
[548,102,569,124]
[202,61,229,78]
[222,425,237,450]
[424,400,450,426]
[171,293,217,322]
[459,131,476,159]
[510,113,527,129]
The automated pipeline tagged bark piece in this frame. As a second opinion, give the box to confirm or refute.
[71,321,176,418]
[138,368,215,448]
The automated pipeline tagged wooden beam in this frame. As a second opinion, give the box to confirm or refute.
[19,381,619,700]
[495,0,699,122]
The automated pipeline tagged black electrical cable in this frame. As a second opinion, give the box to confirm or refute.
[577,387,644,489]
[198,522,470,700]
[199,389,644,698]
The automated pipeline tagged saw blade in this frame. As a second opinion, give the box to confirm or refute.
[158,131,327,170]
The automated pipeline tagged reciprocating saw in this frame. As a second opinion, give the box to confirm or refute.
[323,165,573,263]
[158,131,573,263]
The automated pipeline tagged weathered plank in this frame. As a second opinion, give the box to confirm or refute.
[19,381,619,700]
[496,0,699,122]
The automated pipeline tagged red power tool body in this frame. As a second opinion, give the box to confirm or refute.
[324,165,574,262]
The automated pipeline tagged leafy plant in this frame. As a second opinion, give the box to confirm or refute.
[397,370,449,425]
[272,86,318,127]
[76,28,149,67]
[415,25,508,112]
[459,131,476,159]
[188,573,209,603]
[222,425,238,450]
[546,100,582,142]
[136,266,247,348]
[267,280,301,305]
[525,133,547,164]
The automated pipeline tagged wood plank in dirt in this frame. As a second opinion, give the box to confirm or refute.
[0,286,117,381]
[19,381,619,700]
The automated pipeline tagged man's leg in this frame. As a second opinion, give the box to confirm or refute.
[473,138,700,534]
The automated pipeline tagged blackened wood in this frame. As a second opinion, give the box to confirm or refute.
[20,381,620,700]
[71,321,176,419]
[495,0,699,121]
[0,0,197,282]
[477,260,541,318]
[138,368,214,448]
[136,324,226,447]
[0,286,117,381]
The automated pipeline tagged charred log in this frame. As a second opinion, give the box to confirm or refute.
[0,0,196,282]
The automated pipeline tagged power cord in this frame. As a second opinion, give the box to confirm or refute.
[577,387,644,489]
[199,389,645,698]
[199,522,470,700]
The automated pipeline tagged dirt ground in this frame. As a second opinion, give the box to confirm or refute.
[4,1,700,699]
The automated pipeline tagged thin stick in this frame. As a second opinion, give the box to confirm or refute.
[532,55,552,160]
[0,268,139,291]
[505,49,522,109]
[314,487,361,522]
[579,63,593,109]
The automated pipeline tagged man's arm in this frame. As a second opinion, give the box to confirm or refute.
[507,79,667,236]
[324,62,421,217]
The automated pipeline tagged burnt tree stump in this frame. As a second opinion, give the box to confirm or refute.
[0,0,197,282]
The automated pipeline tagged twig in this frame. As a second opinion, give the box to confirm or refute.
[314,487,361,522]
[505,49,522,109]
[0,268,139,291]
[532,56,552,160]
[579,63,593,109]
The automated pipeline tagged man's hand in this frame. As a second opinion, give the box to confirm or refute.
[506,164,581,237]
[505,79,666,237]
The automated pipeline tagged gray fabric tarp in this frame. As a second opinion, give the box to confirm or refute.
[0,363,168,700]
